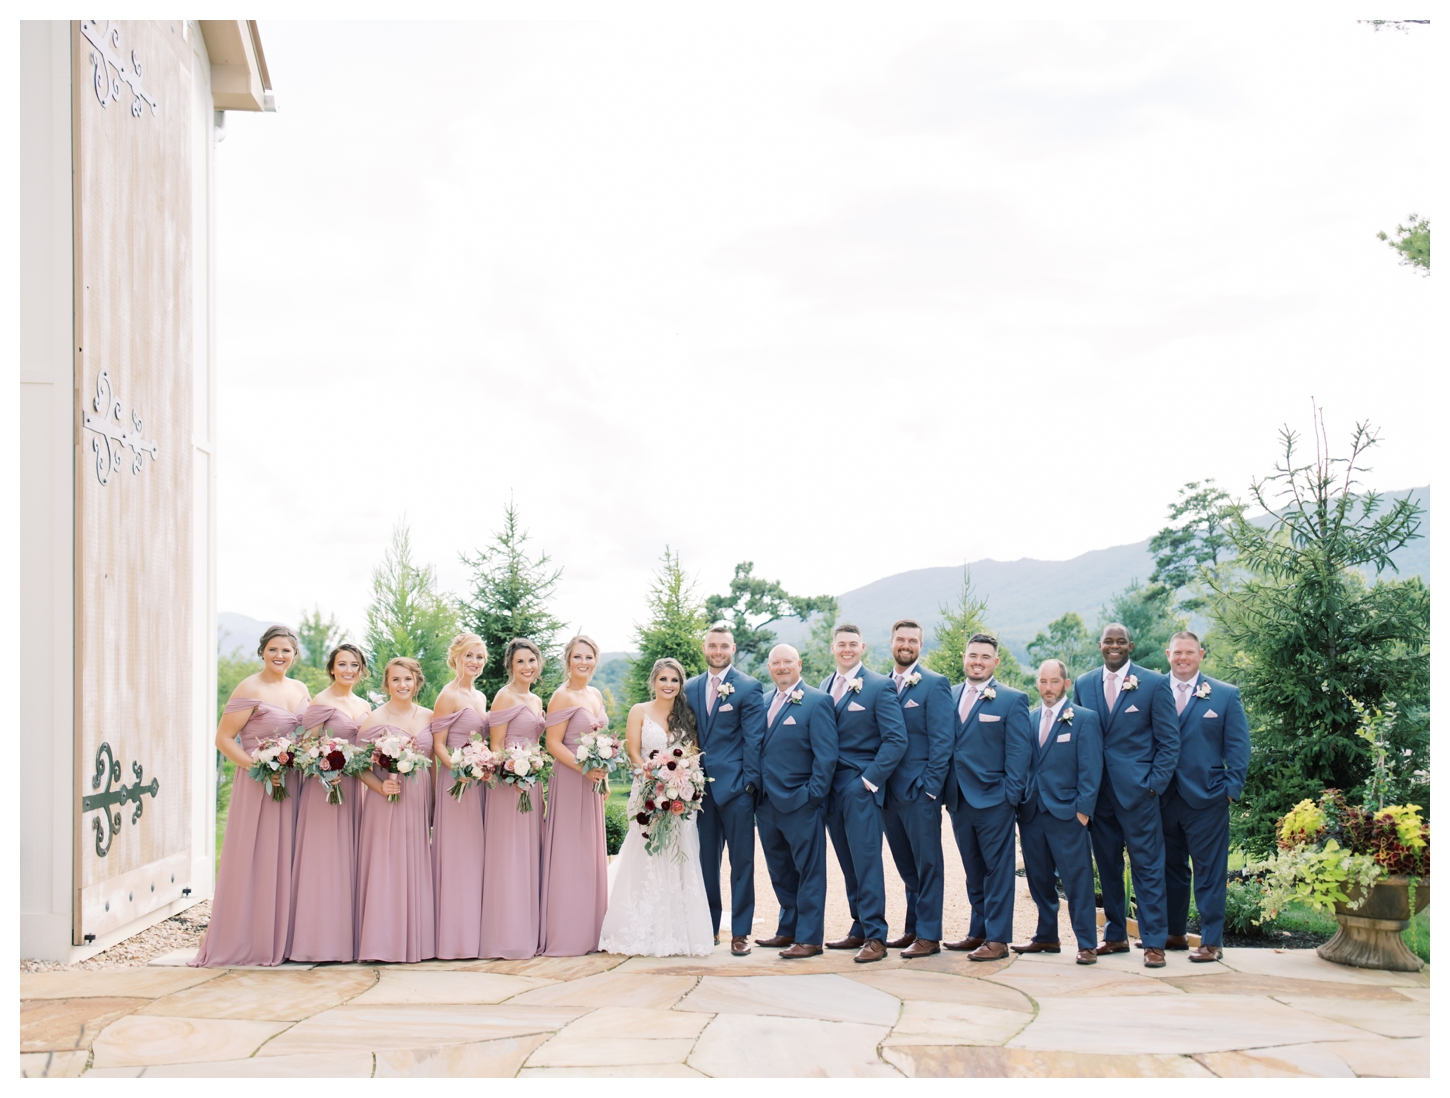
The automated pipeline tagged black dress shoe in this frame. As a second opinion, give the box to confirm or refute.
[755,934,794,948]
[885,932,917,949]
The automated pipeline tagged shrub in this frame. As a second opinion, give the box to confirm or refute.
[1223,878,1269,936]
[605,801,629,856]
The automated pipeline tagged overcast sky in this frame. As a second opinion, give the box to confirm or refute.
[215,19,1433,651]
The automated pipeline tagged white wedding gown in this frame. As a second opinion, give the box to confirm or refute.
[597,716,715,957]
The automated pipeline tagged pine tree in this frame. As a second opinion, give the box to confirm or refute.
[363,521,458,707]
[289,606,341,694]
[1026,612,1098,678]
[705,562,836,675]
[624,548,708,705]
[458,500,565,701]
[921,568,1028,688]
[1148,480,1243,611]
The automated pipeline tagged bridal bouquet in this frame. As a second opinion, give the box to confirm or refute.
[574,730,627,794]
[447,735,498,801]
[634,746,711,860]
[247,737,298,803]
[370,733,431,803]
[296,736,372,806]
[498,741,552,814]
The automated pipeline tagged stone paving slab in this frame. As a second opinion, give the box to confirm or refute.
[520,1064,708,1077]
[845,968,1033,1011]
[21,968,221,1000]
[375,1034,552,1076]
[617,948,906,977]
[883,1045,1216,1077]
[688,1012,898,1077]
[95,1051,378,1077]
[137,967,378,1020]
[1161,972,1415,1000]
[1299,1036,1429,1078]
[675,973,900,1025]
[526,1035,698,1068]
[349,968,551,1005]
[19,1050,90,1078]
[21,997,153,1052]
[1268,996,1430,1039]
[91,1015,292,1067]
[257,1004,584,1055]
[509,969,698,1010]
[885,1000,1034,1045]
[562,1006,711,1040]
[1213,948,1430,987]
[1194,1046,1356,1078]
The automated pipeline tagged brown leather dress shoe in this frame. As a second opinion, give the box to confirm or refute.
[779,943,822,959]
[1095,940,1130,955]
[1076,949,1098,965]
[968,941,1009,961]
[944,935,986,952]
[827,935,866,950]
[900,939,940,958]
[754,934,794,948]
[1010,940,1062,954]
[1143,947,1166,968]
[1165,934,1191,951]
[854,939,887,963]
[885,932,917,949]
[1188,944,1223,963]
[731,936,751,956]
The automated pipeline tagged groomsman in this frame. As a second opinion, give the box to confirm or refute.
[1072,623,1179,968]
[1160,631,1250,963]
[684,624,767,956]
[882,619,954,959]
[754,644,839,959]
[941,633,1033,960]
[1013,660,1103,965]
[820,624,908,963]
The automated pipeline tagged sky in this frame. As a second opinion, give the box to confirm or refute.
[215,19,1434,652]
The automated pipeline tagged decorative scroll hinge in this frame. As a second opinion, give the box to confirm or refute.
[81,742,160,858]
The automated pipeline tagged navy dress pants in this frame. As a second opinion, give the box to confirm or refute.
[756,796,827,946]
[1090,773,1168,949]
[1161,785,1232,946]
[1019,806,1098,950]
[947,800,1017,944]
[882,793,944,940]
[825,776,889,943]
[698,791,757,939]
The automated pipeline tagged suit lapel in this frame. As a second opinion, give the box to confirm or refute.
[765,681,799,746]
[1177,674,1205,731]
[1101,663,1130,732]
[832,669,858,713]
[960,678,993,732]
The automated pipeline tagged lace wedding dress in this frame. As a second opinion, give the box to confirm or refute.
[597,715,715,956]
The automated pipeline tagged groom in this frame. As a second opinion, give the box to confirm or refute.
[684,623,766,956]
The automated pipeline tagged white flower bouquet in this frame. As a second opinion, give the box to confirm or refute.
[447,735,498,801]
[247,737,298,803]
[370,732,431,803]
[633,745,712,860]
[574,730,627,794]
[499,740,552,813]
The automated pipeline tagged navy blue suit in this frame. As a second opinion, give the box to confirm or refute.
[1019,702,1103,950]
[1073,661,1179,949]
[883,664,954,940]
[1161,673,1250,947]
[820,666,908,943]
[685,665,766,939]
[941,678,1033,944]
[756,680,838,946]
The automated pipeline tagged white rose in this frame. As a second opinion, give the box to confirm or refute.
[397,760,413,774]
[514,759,531,778]
[575,746,590,762]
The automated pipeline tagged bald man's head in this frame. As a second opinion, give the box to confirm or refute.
[767,644,802,688]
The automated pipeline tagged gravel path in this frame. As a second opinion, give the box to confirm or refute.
[20,902,212,973]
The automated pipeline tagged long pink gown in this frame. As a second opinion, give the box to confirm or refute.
[479,704,546,960]
[431,706,490,959]
[286,702,364,963]
[192,698,304,967]
[537,705,610,956]
[355,723,436,963]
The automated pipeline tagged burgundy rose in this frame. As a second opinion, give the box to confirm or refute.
[673,748,684,757]
[666,760,677,771]
[636,812,650,824]
[325,750,346,772]
[644,799,656,811]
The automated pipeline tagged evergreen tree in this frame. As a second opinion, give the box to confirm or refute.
[798,604,840,686]
[289,606,341,695]
[363,521,458,707]
[1208,415,1428,852]
[1148,480,1243,611]
[1025,612,1097,678]
[624,548,709,705]
[705,562,836,674]
[458,500,566,702]
[921,568,1028,688]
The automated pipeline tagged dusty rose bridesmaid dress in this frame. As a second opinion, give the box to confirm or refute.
[355,723,436,963]
[479,704,546,960]
[537,706,610,956]
[286,703,363,963]
[431,706,489,959]
[192,699,304,967]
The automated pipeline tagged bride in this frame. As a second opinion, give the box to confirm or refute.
[598,657,715,957]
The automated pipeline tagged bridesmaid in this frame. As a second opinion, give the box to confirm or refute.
[431,632,491,960]
[193,626,311,967]
[355,657,436,963]
[538,634,611,956]
[287,643,372,963]
[479,638,547,960]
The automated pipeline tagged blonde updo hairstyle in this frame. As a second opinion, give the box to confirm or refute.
[446,632,488,677]
[382,656,424,699]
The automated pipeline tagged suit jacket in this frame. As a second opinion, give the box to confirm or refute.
[759,682,838,815]
[1022,701,1103,822]
[1169,673,1250,809]
[886,664,955,805]
[819,666,909,806]
[1072,661,1179,810]
[941,678,1033,812]
[684,666,765,807]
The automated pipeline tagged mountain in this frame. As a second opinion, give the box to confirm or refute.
[217,611,288,660]
[771,486,1429,658]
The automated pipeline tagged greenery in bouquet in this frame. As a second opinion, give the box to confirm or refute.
[247,737,298,803]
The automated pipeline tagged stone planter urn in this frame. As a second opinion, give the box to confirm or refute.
[1317,875,1429,972]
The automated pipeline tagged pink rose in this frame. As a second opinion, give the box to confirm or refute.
[670,800,685,815]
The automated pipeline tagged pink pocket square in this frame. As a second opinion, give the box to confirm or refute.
[718,703,734,712]
[979,714,1001,722]
[903,699,920,708]
[783,716,797,725]
[1204,709,1218,718]
[847,701,867,712]
[1125,705,1140,713]
[1056,732,1071,742]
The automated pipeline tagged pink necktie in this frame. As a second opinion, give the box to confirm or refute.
[1176,680,1191,714]
[958,686,978,722]
[1040,707,1054,747]
[894,672,906,694]
[768,690,788,723]
[707,675,719,712]
[1104,673,1119,713]
[831,675,848,704]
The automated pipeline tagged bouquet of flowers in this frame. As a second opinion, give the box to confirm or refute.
[574,730,627,794]
[498,741,552,813]
[247,737,298,803]
[296,736,373,806]
[447,735,498,801]
[370,732,432,803]
[633,746,711,861]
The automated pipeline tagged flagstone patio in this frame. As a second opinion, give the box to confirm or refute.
[20,941,1428,1078]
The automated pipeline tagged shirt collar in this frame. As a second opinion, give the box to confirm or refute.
[836,662,863,682]
[1171,671,1199,688]
[1106,662,1132,682]
[710,666,730,683]
[894,662,918,680]
[778,678,804,696]
[1042,696,1067,723]
[965,677,993,694]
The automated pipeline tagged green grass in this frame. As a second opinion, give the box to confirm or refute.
[215,758,236,866]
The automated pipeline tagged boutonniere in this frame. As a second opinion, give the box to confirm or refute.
[717,681,735,699]
[982,686,996,701]
[1195,681,1211,700]
[788,690,804,705]
[905,672,922,687]
[1122,675,1140,692]
[847,678,864,694]
[1059,707,1074,725]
